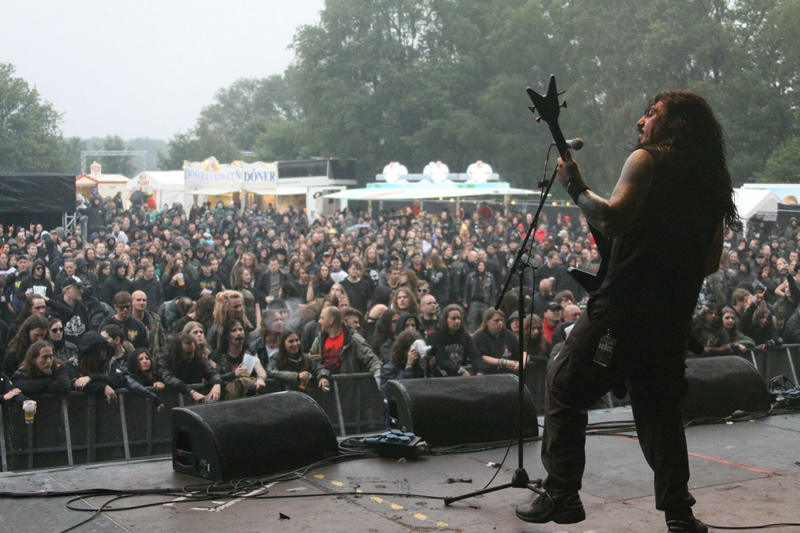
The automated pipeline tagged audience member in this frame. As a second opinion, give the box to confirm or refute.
[268,329,330,391]
[11,340,70,396]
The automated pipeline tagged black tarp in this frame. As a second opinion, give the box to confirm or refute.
[0,173,75,212]
[0,173,75,231]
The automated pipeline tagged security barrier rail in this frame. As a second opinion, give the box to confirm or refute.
[1,344,797,473]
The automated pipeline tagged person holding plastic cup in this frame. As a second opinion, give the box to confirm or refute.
[12,340,70,399]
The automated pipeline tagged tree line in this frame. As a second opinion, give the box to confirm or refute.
[3,0,800,196]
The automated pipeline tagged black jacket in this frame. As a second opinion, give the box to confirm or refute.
[47,296,91,347]
[156,356,223,396]
[12,364,71,396]
[132,277,165,313]
[101,263,134,305]
[68,332,125,395]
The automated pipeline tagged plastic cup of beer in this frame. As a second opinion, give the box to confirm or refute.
[23,400,36,425]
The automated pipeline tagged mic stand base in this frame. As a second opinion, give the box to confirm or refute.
[444,470,543,505]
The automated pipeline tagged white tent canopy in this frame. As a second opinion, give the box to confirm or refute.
[734,187,780,226]
[128,171,186,207]
[324,186,538,201]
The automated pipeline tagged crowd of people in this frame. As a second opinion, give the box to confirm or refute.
[0,192,789,418]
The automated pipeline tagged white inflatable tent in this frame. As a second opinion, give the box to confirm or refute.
[128,171,186,209]
[733,187,780,229]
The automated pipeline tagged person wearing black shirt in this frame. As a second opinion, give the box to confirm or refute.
[190,259,223,301]
[472,308,519,374]
[516,91,737,533]
[426,304,485,376]
[99,292,149,350]
[340,259,372,315]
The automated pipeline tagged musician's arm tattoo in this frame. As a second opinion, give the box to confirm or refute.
[560,149,655,239]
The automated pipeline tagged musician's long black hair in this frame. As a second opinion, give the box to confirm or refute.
[644,90,740,232]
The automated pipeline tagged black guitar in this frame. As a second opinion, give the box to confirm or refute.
[526,76,611,293]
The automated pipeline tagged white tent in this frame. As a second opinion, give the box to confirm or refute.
[324,185,538,201]
[734,187,780,227]
[741,183,800,205]
[128,171,186,208]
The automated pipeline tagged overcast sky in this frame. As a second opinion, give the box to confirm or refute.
[1,0,325,140]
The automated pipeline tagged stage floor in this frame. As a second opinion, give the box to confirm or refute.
[2,407,798,533]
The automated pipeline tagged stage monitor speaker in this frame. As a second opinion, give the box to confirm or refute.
[385,374,538,446]
[682,356,771,421]
[172,391,338,481]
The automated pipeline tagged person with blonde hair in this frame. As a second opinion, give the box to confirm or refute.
[391,286,419,316]
[206,290,253,350]
[182,321,211,359]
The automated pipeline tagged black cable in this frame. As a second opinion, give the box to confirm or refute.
[5,404,797,533]
[704,522,800,530]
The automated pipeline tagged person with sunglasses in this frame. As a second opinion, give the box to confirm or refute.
[48,318,77,363]
[17,258,53,303]
[99,291,149,350]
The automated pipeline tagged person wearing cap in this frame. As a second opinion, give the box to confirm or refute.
[67,331,124,404]
[541,301,562,344]
[46,276,91,347]
[550,304,582,347]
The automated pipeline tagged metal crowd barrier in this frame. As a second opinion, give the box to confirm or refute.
[0,373,385,473]
[2,345,797,473]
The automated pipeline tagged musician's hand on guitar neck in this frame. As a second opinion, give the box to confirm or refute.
[556,149,581,189]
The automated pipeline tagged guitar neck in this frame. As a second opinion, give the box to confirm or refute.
[549,123,569,159]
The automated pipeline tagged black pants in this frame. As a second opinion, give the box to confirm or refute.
[540,296,696,515]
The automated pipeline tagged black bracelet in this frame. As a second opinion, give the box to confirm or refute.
[567,181,589,204]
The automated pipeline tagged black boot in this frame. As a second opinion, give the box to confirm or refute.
[515,491,585,524]
[666,516,708,533]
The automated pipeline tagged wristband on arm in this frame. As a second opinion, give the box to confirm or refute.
[567,180,590,204]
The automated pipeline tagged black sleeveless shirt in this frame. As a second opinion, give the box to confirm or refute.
[597,146,723,353]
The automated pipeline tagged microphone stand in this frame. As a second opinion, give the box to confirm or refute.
[444,152,561,505]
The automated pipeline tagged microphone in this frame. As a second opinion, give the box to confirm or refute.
[551,138,584,151]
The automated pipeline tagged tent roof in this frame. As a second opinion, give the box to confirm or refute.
[734,188,780,222]
[324,185,538,201]
[741,183,800,205]
[77,173,129,184]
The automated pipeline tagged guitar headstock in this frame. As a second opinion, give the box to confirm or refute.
[526,75,566,128]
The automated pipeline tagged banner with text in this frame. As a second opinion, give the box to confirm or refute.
[184,158,278,192]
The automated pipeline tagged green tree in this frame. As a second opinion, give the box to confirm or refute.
[0,63,67,172]
[93,135,136,176]
[758,136,800,183]
[159,121,240,170]
[174,0,800,193]
[199,71,300,153]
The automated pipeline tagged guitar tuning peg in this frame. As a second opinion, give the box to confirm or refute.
[528,105,536,113]
[561,101,567,109]
[534,117,541,123]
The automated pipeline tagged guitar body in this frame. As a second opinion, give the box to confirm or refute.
[526,75,612,293]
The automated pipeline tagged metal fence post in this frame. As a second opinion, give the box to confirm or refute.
[119,393,130,460]
[332,378,347,436]
[61,397,73,466]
